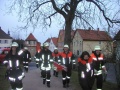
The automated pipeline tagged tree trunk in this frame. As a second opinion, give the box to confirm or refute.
[64,19,73,48]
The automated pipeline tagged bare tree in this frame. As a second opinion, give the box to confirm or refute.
[112,41,120,87]
[7,0,120,46]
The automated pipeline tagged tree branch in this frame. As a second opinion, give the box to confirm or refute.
[50,0,67,18]
[91,0,120,27]
[33,1,51,12]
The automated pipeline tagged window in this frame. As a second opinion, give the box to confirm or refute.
[5,40,8,43]
[80,41,81,45]
[77,50,79,55]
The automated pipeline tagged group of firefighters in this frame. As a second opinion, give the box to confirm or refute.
[2,41,107,90]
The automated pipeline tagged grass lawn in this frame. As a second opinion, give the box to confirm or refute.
[71,71,119,90]
[0,64,10,90]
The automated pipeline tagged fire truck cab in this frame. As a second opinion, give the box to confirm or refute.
[0,48,10,63]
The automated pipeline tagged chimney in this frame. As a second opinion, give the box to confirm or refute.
[88,27,91,30]
[8,30,10,35]
[97,28,99,31]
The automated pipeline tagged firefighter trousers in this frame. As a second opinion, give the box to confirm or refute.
[79,78,93,90]
[41,70,51,85]
[23,61,29,72]
[62,68,72,86]
[94,74,103,90]
[10,80,23,90]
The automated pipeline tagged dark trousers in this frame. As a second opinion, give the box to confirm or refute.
[94,74,103,89]
[36,61,39,68]
[41,70,51,85]
[10,80,23,89]
[79,78,93,90]
[62,68,71,86]
[53,70,58,77]
[23,61,29,72]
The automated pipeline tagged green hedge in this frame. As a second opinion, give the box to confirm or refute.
[0,65,10,90]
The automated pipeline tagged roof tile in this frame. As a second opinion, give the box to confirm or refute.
[77,29,112,41]
[0,27,12,39]
[25,33,37,41]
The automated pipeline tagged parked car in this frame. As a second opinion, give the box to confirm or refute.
[0,48,10,63]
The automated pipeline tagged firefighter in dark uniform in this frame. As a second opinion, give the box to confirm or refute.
[78,51,94,90]
[60,44,75,88]
[40,42,53,87]
[34,49,41,68]
[22,47,31,72]
[34,44,43,68]
[52,47,61,77]
[91,45,107,90]
[3,42,25,90]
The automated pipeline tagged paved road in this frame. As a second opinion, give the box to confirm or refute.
[22,62,71,90]
[8,62,117,90]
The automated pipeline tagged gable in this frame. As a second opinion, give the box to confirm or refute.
[0,28,12,39]
[25,33,37,41]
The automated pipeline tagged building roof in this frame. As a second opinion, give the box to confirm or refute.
[0,27,12,39]
[25,33,37,41]
[44,38,51,43]
[51,37,58,47]
[76,29,112,41]
[114,30,120,40]
[58,29,75,42]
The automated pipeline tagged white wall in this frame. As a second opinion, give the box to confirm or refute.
[0,39,12,49]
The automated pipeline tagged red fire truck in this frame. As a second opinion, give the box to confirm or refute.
[0,48,10,63]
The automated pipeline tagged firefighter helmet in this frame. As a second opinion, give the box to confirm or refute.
[24,47,28,50]
[64,44,69,48]
[94,45,101,51]
[44,42,49,47]
[11,42,18,47]
[54,47,58,50]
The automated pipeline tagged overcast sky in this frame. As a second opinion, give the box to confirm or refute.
[0,0,62,44]
[0,0,119,43]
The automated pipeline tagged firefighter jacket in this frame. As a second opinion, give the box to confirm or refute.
[22,50,31,62]
[78,57,94,79]
[91,53,105,75]
[60,51,75,68]
[52,52,61,64]
[34,51,41,62]
[40,49,53,70]
[3,51,24,82]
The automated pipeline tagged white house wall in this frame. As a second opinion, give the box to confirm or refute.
[73,31,83,56]
[0,39,12,49]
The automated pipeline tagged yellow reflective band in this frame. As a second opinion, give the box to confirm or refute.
[69,57,71,64]
[16,60,19,67]
[9,60,12,67]
[62,78,66,80]
[63,58,65,64]
[66,76,70,79]
[27,54,28,59]
[48,55,50,60]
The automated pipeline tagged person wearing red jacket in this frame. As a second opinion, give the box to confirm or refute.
[60,44,75,88]
[91,45,107,90]
[78,51,94,90]
[52,47,61,77]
